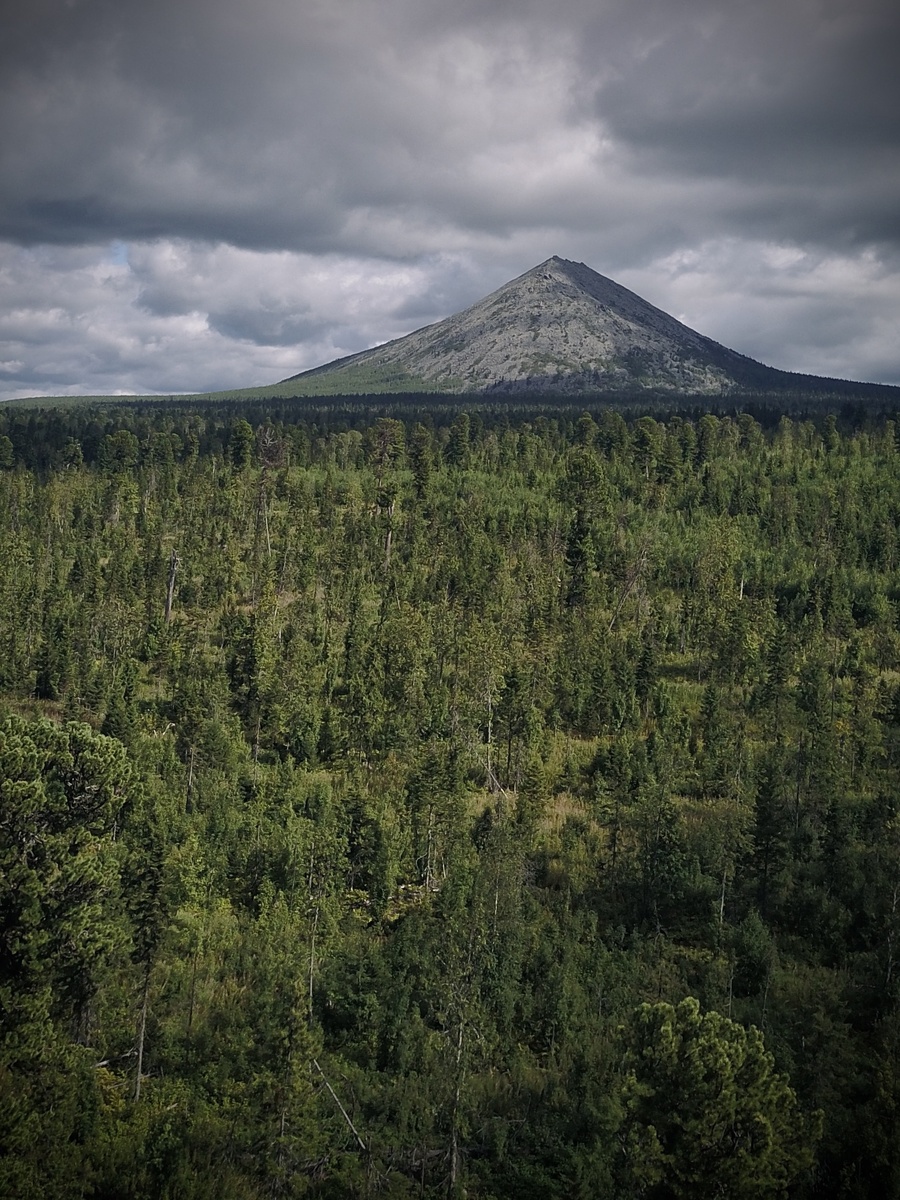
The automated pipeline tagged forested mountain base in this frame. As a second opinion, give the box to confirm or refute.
[1,402,900,1197]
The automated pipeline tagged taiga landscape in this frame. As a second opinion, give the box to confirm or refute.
[3,0,900,1195]
[3,371,900,1195]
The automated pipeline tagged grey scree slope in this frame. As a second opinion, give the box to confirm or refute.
[285,256,774,395]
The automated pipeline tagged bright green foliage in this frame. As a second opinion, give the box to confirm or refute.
[0,716,132,1197]
[0,715,130,1044]
[228,417,255,469]
[618,997,817,1198]
[0,400,898,1196]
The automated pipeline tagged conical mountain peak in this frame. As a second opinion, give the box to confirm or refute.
[281,257,872,397]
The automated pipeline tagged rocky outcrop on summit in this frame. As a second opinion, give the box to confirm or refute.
[282,257,859,397]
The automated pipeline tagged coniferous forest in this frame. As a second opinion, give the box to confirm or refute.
[3,399,900,1198]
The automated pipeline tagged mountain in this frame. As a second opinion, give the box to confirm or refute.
[280,256,886,398]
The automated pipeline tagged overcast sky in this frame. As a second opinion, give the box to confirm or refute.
[2,0,899,400]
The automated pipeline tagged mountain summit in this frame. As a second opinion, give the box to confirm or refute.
[280,257,861,397]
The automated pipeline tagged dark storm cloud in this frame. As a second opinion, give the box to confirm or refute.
[0,0,352,249]
[1,0,899,398]
[3,0,897,255]
[585,0,900,250]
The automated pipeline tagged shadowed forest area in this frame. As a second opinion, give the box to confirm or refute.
[2,400,900,1197]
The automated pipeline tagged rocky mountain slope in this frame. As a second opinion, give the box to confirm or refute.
[282,257,811,396]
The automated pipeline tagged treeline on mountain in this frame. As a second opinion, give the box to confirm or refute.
[2,403,900,1197]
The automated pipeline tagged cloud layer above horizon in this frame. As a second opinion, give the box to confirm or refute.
[2,0,899,399]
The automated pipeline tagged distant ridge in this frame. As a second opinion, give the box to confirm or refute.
[282,257,895,398]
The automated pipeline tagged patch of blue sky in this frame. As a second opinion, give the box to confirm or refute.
[109,241,129,266]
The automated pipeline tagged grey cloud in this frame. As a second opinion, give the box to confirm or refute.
[1,0,899,396]
[585,0,900,247]
[207,309,331,347]
[0,239,496,398]
[0,2,630,253]
[5,0,899,260]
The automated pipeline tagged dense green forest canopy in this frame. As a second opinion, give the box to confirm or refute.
[2,398,900,1197]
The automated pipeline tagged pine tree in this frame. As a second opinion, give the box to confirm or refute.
[617,997,818,1199]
